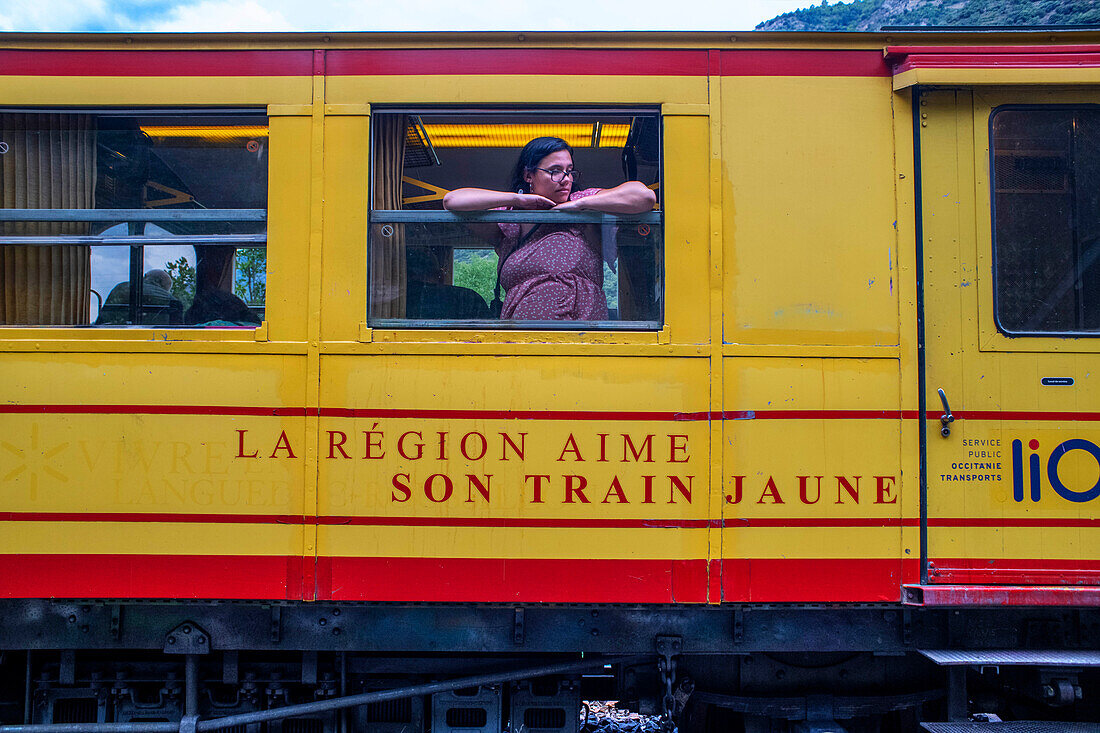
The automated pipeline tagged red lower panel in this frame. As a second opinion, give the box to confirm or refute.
[929,559,1100,585]
[0,555,916,603]
[721,558,916,602]
[319,557,710,603]
[0,555,304,600]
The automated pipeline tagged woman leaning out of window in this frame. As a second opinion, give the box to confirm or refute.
[442,136,656,321]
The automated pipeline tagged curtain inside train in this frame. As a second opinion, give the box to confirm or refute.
[0,113,95,325]
[370,114,408,318]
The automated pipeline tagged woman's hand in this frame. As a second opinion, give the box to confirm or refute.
[513,193,557,210]
[552,197,587,212]
[554,182,656,214]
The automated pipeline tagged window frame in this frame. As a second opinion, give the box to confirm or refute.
[366,106,665,331]
[968,89,1100,355]
[0,106,269,331]
[988,102,1100,339]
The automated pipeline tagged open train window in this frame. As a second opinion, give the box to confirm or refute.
[991,106,1100,335]
[0,110,267,327]
[368,109,662,329]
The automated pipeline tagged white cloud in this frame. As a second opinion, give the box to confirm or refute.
[144,0,296,31]
[0,0,109,31]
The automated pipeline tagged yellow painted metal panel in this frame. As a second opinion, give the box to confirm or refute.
[724,356,901,410]
[721,76,900,347]
[664,114,713,347]
[722,357,906,560]
[268,115,316,344]
[928,527,1096,562]
[320,115,370,344]
[721,423,904,519]
[2,355,306,407]
[0,523,301,556]
[319,526,708,560]
[319,354,708,411]
[0,76,312,106]
[0,413,306,515]
[314,355,711,561]
[325,76,708,106]
[721,527,902,559]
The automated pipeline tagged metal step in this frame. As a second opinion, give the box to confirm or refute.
[919,649,1100,667]
[922,724,1100,732]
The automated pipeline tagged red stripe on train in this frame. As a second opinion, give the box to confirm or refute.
[0,554,305,600]
[8,404,1100,421]
[0,49,890,78]
[2,513,1098,529]
[325,49,709,76]
[0,512,309,524]
[720,50,889,77]
[0,404,313,416]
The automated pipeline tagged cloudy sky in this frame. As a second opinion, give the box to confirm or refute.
[0,0,812,33]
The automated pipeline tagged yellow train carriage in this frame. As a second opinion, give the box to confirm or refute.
[0,31,1095,733]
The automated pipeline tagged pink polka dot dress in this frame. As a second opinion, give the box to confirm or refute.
[497,188,608,320]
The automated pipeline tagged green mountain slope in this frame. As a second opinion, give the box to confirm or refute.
[756,0,1100,31]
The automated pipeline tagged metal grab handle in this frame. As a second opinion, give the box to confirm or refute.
[937,388,954,437]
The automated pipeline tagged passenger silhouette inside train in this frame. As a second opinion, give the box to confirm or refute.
[404,245,492,320]
[95,269,184,326]
[184,247,261,326]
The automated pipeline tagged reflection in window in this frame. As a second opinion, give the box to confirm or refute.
[0,111,267,327]
[992,107,1100,334]
[369,111,662,329]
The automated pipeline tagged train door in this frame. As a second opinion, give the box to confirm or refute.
[919,87,1100,587]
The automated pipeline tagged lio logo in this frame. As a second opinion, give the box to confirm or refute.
[1012,438,1100,503]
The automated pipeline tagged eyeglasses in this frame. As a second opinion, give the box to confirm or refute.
[533,167,579,183]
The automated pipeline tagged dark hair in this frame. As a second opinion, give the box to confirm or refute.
[508,137,574,194]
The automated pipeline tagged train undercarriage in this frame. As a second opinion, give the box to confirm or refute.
[0,602,1096,733]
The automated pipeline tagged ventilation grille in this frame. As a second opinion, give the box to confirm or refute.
[52,698,98,724]
[367,698,413,724]
[404,118,439,169]
[445,708,488,728]
[524,708,567,730]
[284,719,325,733]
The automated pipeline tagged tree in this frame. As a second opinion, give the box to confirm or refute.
[234,248,267,305]
[452,249,497,305]
[164,256,196,310]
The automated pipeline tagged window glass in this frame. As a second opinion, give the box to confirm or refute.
[369,110,662,329]
[0,111,267,327]
[992,107,1100,334]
